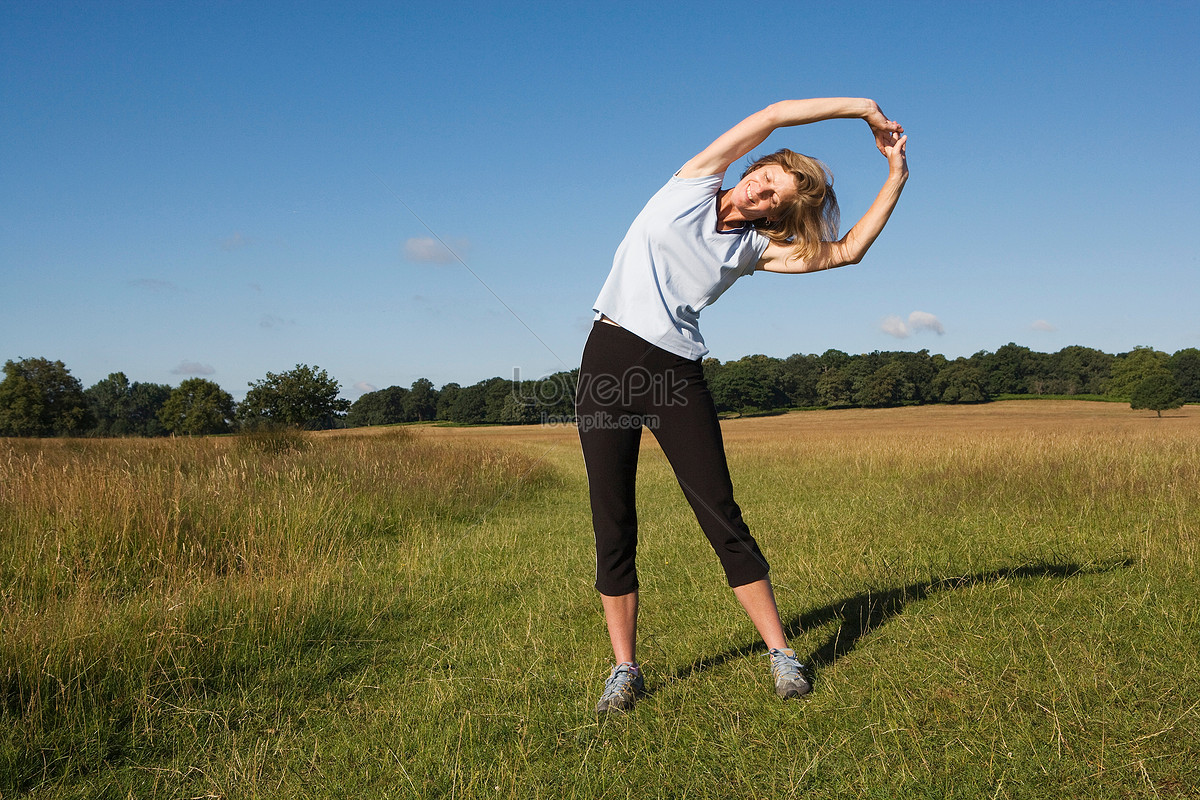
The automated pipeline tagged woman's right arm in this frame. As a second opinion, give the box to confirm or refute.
[758,131,909,274]
[677,98,902,179]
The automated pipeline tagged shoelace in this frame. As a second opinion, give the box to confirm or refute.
[600,664,639,700]
[769,649,805,680]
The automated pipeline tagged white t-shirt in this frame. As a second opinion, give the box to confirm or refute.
[593,172,769,360]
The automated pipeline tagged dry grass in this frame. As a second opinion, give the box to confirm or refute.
[3,401,1198,798]
[0,428,553,795]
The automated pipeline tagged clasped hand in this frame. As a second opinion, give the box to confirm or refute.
[865,103,908,177]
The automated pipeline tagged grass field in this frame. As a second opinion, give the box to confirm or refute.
[2,401,1199,798]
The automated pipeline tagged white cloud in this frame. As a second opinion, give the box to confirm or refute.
[908,310,945,335]
[171,361,215,376]
[404,236,469,264]
[880,311,945,339]
[1031,319,1057,332]
[354,381,377,393]
[880,315,910,338]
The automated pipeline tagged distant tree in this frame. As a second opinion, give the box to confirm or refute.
[975,343,1038,395]
[158,378,236,435]
[128,381,171,436]
[450,383,489,424]
[86,372,135,436]
[435,383,461,421]
[816,367,853,408]
[1168,348,1200,403]
[534,369,578,418]
[346,386,409,427]
[503,369,575,423]
[710,357,776,414]
[888,350,936,404]
[0,357,92,437]
[240,364,351,430]
[403,378,438,422]
[483,377,514,423]
[819,349,851,372]
[779,353,821,407]
[855,362,908,408]
[1047,346,1114,395]
[86,373,173,436]
[1106,347,1170,400]
[701,357,723,379]
[932,360,990,404]
[1130,373,1185,418]
[499,392,540,424]
[1022,350,1056,394]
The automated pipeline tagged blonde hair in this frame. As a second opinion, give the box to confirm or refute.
[742,149,839,263]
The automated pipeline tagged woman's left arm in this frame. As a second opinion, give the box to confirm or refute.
[759,132,909,274]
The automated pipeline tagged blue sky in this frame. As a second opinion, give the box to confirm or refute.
[3,1,1197,400]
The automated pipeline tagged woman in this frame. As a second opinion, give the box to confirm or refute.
[577,98,908,712]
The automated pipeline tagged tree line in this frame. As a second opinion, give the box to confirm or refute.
[0,361,349,437]
[2,343,1196,437]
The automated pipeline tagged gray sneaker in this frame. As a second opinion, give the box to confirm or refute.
[595,662,644,713]
[768,648,812,699]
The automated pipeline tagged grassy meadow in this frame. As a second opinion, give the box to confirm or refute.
[2,401,1198,798]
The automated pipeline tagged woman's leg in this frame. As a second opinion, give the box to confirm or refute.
[647,359,770,590]
[576,322,648,646]
[578,415,644,598]
[600,590,638,664]
[577,322,654,711]
[732,578,787,651]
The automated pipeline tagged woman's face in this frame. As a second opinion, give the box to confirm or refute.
[733,165,798,222]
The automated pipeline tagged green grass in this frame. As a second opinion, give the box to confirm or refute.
[3,403,1199,798]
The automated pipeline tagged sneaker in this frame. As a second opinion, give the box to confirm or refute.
[768,648,812,699]
[595,662,644,713]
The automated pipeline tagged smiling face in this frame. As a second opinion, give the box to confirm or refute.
[732,164,799,223]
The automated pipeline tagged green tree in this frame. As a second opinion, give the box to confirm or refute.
[499,392,540,424]
[403,378,438,422]
[1106,347,1170,400]
[86,373,172,436]
[240,364,351,430]
[346,386,409,427]
[505,369,575,423]
[975,343,1038,395]
[710,357,776,414]
[1047,346,1113,395]
[483,377,514,424]
[816,367,853,408]
[86,372,135,436]
[536,370,578,419]
[887,350,936,404]
[855,362,908,408]
[132,382,171,436]
[158,378,236,435]
[1168,348,1200,402]
[779,353,821,407]
[1130,373,1185,417]
[0,357,92,437]
[435,383,461,421]
[933,360,990,404]
[450,382,489,424]
[819,349,851,372]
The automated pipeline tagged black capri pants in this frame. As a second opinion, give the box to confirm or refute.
[576,320,769,596]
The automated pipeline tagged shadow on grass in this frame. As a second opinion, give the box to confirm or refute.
[662,560,1133,693]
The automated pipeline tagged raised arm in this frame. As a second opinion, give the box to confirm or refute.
[677,98,902,179]
[758,131,909,274]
